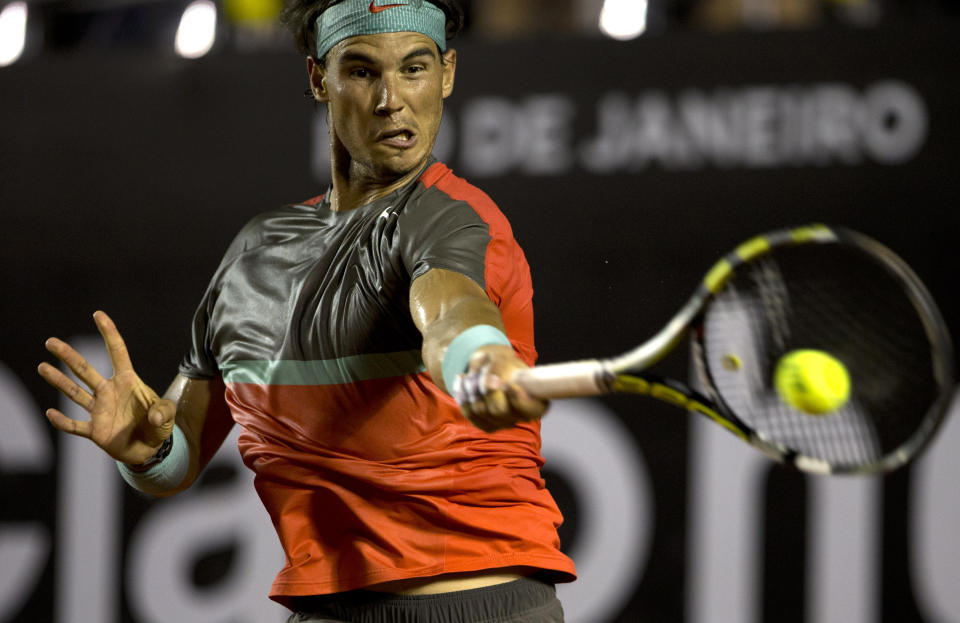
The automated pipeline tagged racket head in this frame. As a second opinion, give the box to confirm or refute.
[692,225,955,474]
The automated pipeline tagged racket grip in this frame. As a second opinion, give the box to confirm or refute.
[512,360,611,399]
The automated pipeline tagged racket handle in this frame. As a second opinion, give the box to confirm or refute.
[513,360,611,399]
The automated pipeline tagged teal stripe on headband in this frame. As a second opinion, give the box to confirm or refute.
[315,0,447,60]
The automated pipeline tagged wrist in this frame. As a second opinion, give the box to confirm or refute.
[441,325,511,392]
[116,425,190,496]
[126,433,174,473]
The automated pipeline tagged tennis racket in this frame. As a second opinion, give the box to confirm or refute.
[515,224,956,475]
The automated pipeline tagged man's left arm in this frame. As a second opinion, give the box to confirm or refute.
[410,268,547,432]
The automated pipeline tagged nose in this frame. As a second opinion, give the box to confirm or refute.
[374,75,403,116]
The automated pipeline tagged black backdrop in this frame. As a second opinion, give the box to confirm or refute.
[1,17,959,623]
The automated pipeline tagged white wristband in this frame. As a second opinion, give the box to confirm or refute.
[116,424,189,496]
[441,325,511,392]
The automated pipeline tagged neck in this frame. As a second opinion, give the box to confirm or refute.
[328,149,430,213]
[328,167,420,212]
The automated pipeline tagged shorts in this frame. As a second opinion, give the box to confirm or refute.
[285,575,564,623]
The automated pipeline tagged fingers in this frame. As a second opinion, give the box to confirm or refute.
[37,361,95,410]
[45,408,92,438]
[39,327,104,441]
[39,310,129,400]
[94,310,133,375]
[454,364,546,433]
[502,381,548,420]
[147,399,175,429]
[43,337,106,391]
[454,367,499,432]
[145,399,176,447]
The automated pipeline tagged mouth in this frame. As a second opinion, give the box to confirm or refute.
[377,127,417,149]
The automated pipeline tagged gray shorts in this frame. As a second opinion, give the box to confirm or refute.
[285,576,564,623]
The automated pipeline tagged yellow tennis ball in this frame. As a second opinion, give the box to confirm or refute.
[774,350,851,415]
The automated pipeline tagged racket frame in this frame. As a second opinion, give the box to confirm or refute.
[515,224,956,475]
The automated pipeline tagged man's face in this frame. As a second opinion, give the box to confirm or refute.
[312,31,456,182]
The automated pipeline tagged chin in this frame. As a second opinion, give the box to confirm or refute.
[375,151,430,179]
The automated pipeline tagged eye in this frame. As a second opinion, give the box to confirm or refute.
[405,64,427,74]
[350,67,371,78]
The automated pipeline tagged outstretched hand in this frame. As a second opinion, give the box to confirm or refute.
[453,344,548,433]
[37,311,176,465]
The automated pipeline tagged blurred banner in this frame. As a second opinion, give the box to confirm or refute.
[1,18,958,623]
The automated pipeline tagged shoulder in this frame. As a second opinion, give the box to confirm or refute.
[413,162,515,237]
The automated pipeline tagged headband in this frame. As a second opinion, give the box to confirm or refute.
[315,0,447,60]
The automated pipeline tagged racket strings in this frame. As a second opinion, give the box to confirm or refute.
[751,258,791,352]
[755,256,885,465]
[698,288,883,466]
[699,243,940,470]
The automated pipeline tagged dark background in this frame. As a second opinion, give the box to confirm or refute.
[1,4,958,622]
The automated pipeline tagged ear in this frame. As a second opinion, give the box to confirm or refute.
[307,56,329,103]
[441,48,456,99]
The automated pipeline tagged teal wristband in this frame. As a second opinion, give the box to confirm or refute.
[441,325,511,392]
[116,424,189,496]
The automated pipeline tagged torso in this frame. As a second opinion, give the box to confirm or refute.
[180,161,577,604]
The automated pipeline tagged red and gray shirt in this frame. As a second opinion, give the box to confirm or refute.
[179,160,576,605]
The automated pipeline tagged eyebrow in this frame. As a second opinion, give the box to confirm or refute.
[401,47,437,63]
[339,51,377,65]
[338,47,437,66]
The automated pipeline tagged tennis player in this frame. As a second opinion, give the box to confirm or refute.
[37,0,575,621]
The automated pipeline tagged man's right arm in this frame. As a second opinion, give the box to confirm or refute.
[149,373,234,497]
[38,311,233,498]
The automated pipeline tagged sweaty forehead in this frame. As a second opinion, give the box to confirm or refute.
[328,31,439,63]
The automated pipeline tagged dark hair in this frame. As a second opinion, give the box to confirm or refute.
[279,0,465,60]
